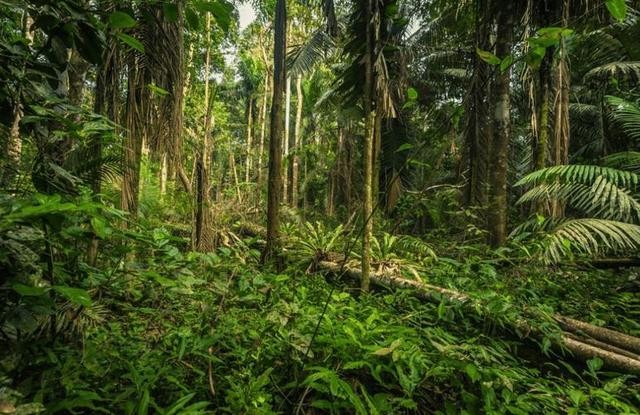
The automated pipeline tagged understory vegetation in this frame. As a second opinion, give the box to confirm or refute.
[2,0,640,413]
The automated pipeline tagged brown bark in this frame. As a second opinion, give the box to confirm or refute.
[317,260,640,373]
[464,0,492,207]
[556,315,640,355]
[262,0,286,264]
[292,75,303,208]
[257,72,269,189]
[487,2,514,247]
[283,76,291,204]
[361,0,376,291]
[245,98,254,183]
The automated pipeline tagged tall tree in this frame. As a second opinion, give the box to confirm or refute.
[263,0,287,263]
[291,74,303,207]
[487,0,514,246]
[361,0,377,291]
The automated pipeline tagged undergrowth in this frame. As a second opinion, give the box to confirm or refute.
[1,194,639,414]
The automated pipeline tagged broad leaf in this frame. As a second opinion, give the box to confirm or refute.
[108,11,137,29]
[605,0,627,21]
[53,286,92,307]
[13,283,47,296]
[117,33,145,53]
[476,48,500,65]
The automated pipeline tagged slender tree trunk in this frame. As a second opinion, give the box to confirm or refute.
[193,12,216,252]
[464,0,492,207]
[229,152,242,203]
[245,98,254,183]
[263,0,286,263]
[487,1,514,247]
[121,52,147,216]
[361,0,377,291]
[283,76,292,204]
[292,75,303,208]
[257,72,269,190]
[551,0,570,218]
[1,14,33,190]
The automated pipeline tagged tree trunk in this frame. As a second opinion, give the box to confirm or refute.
[534,53,552,172]
[361,0,376,291]
[551,0,570,218]
[487,2,514,247]
[257,72,269,190]
[317,260,640,374]
[245,98,254,183]
[193,12,216,252]
[283,76,292,204]
[464,0,492,208]
[1,14,33,190]
[292,75,303,208]
[262,0,286,264]
[121,53,147,215]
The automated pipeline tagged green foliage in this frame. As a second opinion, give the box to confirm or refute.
[515,160,640,262]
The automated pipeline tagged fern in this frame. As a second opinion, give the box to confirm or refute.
[515,164,639,189]
[516,159,640,262]
[545,219,640,263]
[607,95,640,142]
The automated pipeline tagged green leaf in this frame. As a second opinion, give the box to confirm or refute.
[407,87,418,100]
[116,33,145,52]
[108,11,137,29]
[587,357,603,373]
[13,283,47,296]
[53,286,92,307]
[465,364,481,383]
[185,7,200,30]
[194,0,233,33]
[476,48,501,65]
[147,83,170,96]
[91,216,111,239]
[605,0,627,21]
[395,143,413,153]
[372,339,401,356]
[500,55,514,72]
[163,3,179,22]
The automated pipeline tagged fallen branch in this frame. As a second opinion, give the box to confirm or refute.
[317,260,640,374]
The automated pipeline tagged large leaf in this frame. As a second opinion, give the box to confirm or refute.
[108,11,137,29]
[476,48,500,65]
[194,0,233,33]
[116,33,145,53]
[12,283,47,296]
[606,0,627,22]
[53,286,92,307]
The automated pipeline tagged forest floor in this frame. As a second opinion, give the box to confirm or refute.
[4,218,640,414]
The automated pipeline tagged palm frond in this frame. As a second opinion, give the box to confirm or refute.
[584,61,640,85]
[516,164,640,189]
[545,219,640,263]
[287,30,335,77]
[606,95,640,142]
[518,179,640,222]
[603,151,640,172]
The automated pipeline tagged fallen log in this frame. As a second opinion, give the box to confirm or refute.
[317,260,640,374]
[555,315,640,356]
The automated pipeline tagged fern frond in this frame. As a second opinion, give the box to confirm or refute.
[603,151,640,172]
[518,179,640,222]
[584,61,640,85]
[516,164,639,189]
[287,30,336,77]
[606,96,640,142]
[545,219,640,263]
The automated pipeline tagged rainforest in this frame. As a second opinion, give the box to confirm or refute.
[1,0,640,413]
